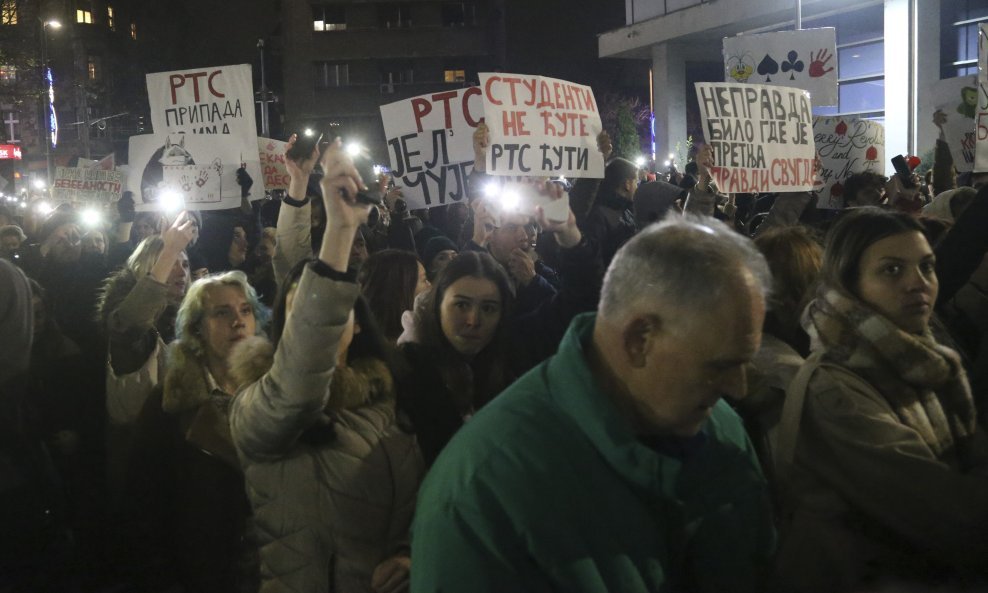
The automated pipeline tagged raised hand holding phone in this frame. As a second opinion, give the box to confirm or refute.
[317,139,372,271]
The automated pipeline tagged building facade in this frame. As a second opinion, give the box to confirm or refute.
[281,0,505,163]
[0,0,149,191]
[600,0,988,172]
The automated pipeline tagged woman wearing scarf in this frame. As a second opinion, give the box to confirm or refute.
[774,207,988,592]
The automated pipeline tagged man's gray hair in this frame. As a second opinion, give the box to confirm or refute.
[598,215,772,321]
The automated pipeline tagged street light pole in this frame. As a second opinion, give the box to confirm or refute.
[257,39,270,138]
[38,18,60,187]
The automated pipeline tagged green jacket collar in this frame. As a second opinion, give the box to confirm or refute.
[544,313,689,498]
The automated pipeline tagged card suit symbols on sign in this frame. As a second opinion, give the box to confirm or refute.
[907,155,921,169]
[757,54,780,82]
[835,120,848,136]
[865,146,879,162]
[781,51,805,80]
[809,49,835,78]
[831,182,844,198]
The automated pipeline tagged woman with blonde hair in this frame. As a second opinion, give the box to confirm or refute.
[129,265,270,593]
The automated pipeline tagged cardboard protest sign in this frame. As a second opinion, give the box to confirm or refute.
[479,73,604,178]
[51,166,124,204]
[723,28,838,106]
[926,76,977,173]
[379,88,483,210]
[258,137,290,191]
[812,117,885,209]
[976,24,988,172]
[695,82,816,193]
[129,133,236,211]
[145,64,263,206]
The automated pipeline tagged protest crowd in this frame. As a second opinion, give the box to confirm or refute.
[3,66,988,593]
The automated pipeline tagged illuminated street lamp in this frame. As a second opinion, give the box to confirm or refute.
[39,18,61,187]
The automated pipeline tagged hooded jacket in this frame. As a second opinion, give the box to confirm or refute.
[230,269,423,593]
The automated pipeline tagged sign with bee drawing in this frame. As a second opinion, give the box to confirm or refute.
[723,28,837,106]
[128,133,235,211]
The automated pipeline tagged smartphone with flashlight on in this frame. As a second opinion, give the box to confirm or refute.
[343,143,384,206]
[482,179,569,224]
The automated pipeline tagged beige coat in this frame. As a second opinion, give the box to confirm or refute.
[774,356,988,592]
[230,269,423,593]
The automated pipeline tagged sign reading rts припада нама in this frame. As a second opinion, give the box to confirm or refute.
[695,82,817,194]
[380,87,483,210]
[141,64,263,210]
[479,73,604,178]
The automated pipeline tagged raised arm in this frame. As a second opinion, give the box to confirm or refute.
[231,139,371,461]
[105,213,194,375]
[273,133,320,286]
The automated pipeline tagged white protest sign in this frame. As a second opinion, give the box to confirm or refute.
[479,73,604,178]
[145,64,262,205]
[258,137,290,191]
[51,167,124,204]
[380,88,483,210]
[129,133,238,211]
[696,82,816,193]
[812,117,885,209]
[976,24,988,172]
[928,76,977,173]
[723,28,838,106]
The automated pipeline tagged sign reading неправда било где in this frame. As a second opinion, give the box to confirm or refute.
[696,82,816,194]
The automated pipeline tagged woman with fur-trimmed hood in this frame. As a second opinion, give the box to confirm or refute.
[229,137,423,593]
[129,265,270,593]
[97,214,195,507]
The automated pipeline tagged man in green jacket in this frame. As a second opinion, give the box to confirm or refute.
[411,215,776,592]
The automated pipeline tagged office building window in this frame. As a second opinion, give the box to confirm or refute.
[313,5,346,31]
[1,0,17,25]
[87,55,99,80]
[804,4,884,119]
[378,4,411,28]
[77,8,93,24]
[444,69,466,83]
[381,61,414,85]
[3,109,19,142]
[442,2,475,26]
[107,5,114,30]
[315,62,349,88]
[941,0,988,77]
[0,64,16,83]
[130,22,136,39]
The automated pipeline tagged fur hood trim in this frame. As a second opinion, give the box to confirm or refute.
[96,267,139,329]
[228,335,394,413]
[163,341,212,414]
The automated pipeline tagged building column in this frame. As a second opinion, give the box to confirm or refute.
[884,0,916,166]
[651,42,686,164]
[915,0,942,159]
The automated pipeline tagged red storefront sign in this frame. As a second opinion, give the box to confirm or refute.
[0,145,22,160]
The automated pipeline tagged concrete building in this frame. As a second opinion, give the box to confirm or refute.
[281,0,506,163]
[599,0,988,171]
[0,0,149,190]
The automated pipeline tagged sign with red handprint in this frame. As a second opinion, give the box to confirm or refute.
[812,116,885,209]
[723,28,837,106]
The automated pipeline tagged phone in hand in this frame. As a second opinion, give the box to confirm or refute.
[350,155,384,206]
[287,131,324,163]
[891,154,916,188]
